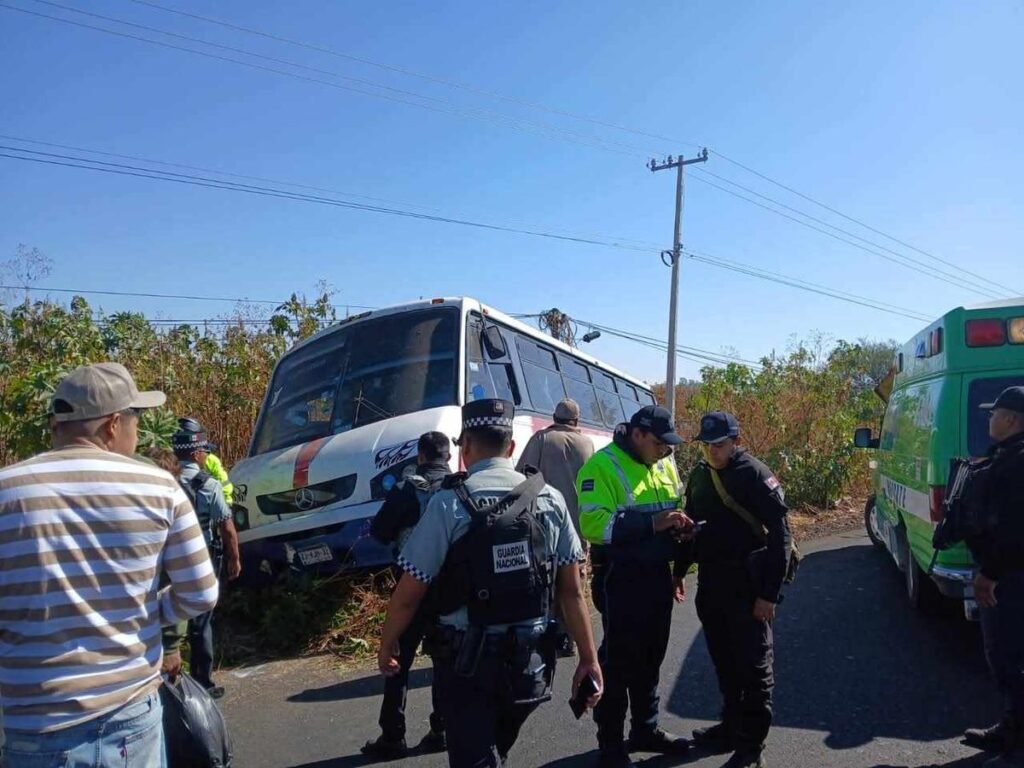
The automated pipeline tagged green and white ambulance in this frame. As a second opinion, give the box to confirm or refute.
[855,299,1024,619]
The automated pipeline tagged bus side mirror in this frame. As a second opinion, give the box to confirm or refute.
[854,427,880,449]
[483,326,507,359]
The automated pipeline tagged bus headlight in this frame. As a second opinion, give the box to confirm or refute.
[232,504,250,531]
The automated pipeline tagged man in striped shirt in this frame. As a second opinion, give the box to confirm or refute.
[0,363,219,767]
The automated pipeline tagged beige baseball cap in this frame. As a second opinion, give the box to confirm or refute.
[554,398,581,421]
[51,363,166,422]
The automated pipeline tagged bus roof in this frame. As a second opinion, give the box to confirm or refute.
[896,297,1024,384]
[283,296,654,392]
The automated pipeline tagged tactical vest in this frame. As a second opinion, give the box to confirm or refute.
[179,470,215,541]
[434,471,555,625]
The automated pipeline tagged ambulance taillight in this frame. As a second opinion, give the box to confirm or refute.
[965,319,1006,347]
[929,485,946,523]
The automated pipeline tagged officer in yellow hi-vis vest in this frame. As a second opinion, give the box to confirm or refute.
[577,405,694,768]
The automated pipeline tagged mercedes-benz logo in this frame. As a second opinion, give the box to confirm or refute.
[294,488,316,511]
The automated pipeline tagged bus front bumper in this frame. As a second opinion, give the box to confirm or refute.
[237,500,394,582]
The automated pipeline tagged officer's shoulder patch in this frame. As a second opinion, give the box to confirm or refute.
[581,478,595,492]
[765,475,780,491]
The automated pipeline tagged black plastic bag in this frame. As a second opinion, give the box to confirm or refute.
[160,673,233,767]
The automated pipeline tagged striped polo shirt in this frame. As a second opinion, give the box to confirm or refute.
[0,445,219,733]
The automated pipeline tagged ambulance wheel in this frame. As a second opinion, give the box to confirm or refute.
[902,528,940,612]
[864,495,884,549]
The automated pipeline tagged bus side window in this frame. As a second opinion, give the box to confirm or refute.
[618,380,642,420]
[594,371,625,427]
[465,315,493,401]
[517,338,567,414]
[466,315,523,404]
[488,362,520,404]
[557,354,602,425]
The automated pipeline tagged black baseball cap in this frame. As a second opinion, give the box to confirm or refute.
[980,386,1024,414]
[696,411,740,444]
[629,405,683,445]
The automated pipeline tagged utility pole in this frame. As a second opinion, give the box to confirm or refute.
[648,148,708,423]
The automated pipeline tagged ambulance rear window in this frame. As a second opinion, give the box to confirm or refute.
[967,376,1024,456]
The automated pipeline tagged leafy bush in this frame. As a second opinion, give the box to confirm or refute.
[664,335,895,509]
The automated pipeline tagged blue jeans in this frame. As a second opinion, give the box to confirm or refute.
[2,691,165,768]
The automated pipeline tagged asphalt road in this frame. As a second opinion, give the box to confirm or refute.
[219,531,999,768]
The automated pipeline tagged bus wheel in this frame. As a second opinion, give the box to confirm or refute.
[902,528,940,612]
[864,495,884,549]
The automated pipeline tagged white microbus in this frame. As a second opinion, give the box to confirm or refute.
[229,297,656,575]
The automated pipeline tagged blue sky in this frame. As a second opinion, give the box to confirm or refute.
[1,0,1021,382]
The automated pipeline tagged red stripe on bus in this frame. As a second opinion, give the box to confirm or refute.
[293,437,330,489]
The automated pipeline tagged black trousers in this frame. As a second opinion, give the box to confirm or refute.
[980,570,1024,730]
[379,603,444,740]
[592,561,674,748]
[188,551,221,688]
[433,634,549,768]
[187,610,216,688]
[695,563,774,752]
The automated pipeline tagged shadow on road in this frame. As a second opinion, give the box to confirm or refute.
[288,667,433,704]
[667,537,997,752]
[540,749,705,768]
[871,757,992,768]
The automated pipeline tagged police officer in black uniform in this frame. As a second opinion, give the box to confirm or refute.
[962,386,1024,768]
[362,431,451,759]
[172,423,242,699]
[679,412,792,768]
[377,399,603,768]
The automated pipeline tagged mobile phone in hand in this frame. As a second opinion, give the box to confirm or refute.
[569,674,599,719]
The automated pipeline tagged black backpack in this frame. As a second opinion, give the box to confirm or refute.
[434,472,555,625]
[179,471,216,541]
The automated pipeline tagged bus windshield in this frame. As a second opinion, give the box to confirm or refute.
[252,307,459,455]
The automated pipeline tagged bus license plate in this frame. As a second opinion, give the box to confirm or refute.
[297,544,333,567]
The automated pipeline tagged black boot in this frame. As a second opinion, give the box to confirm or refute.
[693,721,735,753]
[626,727,691,754]
[417,728,446,753]
[596,744,635,768]
[360,734,409,760]
[721,748,766,768]
[967,721,1017,752]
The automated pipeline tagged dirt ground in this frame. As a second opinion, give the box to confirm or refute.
[788,496,865,541]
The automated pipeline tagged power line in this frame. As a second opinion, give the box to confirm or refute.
[0,146,660,251]
[0,134,661,250]
[683,250,932,322]
[6,1,1008,298]
[7,1,650,159]
[689,168,1011,298]
[0,282,376,310]
[0,147,938,322]
[578,319,763,371]
[120,0,1007,292]
[710,150,1006,290]
[124,0,706,152]
[689,173,1003,300]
